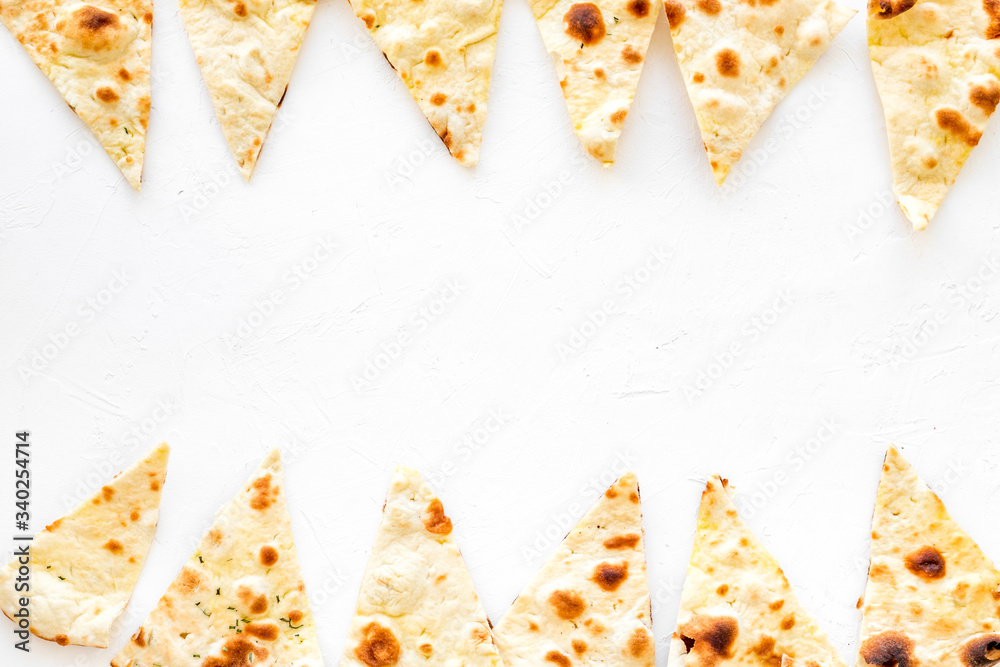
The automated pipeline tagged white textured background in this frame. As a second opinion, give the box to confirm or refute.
[3,0,1000,664]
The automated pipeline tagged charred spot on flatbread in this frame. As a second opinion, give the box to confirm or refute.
[627,0,651,17]
[621,45,643,64]
[970,81,1000,115]
[960,634,1000,667]
[679,615,739,665]
[664,0,686,27]
[250,474,277,510]
[860,631,917,667]
[244,622,279,641]
[935,109,982,146]
[564,3,605,45]
[628,627,653,657]
[546,650,572,666]
[202,636,269,667]
[986,0,1000,39]
[904,546,946,579]
[259,545,279,567]
[715,48,741,77]
[603,533,641,549]
[869,0,916,18]
[592,561,628,591]
[355,622,400,666]
[422,499,452,534]
[549,589,586,619]
[59,5,129,53]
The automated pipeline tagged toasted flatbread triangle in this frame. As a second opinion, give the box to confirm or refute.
[665,0,854,184]
[868,0,1000,230]
[858,446,1000,667]
[494,472,655,666]
[669,475,848,667]
[111,448,323,667]
[0,0,152,188]
[532,0,658,166]
[0,443,169,647]
[350,0,501,166]
[179,0,317,180]
[340,466,503,666]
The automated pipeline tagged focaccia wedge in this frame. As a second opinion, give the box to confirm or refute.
[340,466,503,666]
[0,443,169,647]
[532,0,659,165]
[179,0,316,179]
[857,446,1000,667]
[493,472,654,666]
[349,0,501,166]
[868,0,1000,230]
[670,475,848,667]
[111,448,323,667]
[664,0,854,184]
[0,0,153,188]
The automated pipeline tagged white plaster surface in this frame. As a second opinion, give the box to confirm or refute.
[2,0,1000,664]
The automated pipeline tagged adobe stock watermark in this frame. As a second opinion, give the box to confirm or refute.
[225,235,339,346]
[520,450,635,565]
[179,162,240,222]
[58,396,176,511]
[736,417,839,519]
[555,247,670,361]
[350,278,465,391]
[843,190,894,243]
[425,407,516,489]
[50,133,100,183]
[179,110,296,221]
[887,254,1000,368]
[331,29,378,67]
[505,154,588,236]
[682,289,794,403]
[385,138,440,191]
[721,85,835,190]
[15,269,132,384]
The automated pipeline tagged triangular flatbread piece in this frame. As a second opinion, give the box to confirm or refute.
[111,448,322,667]
[179,0,317,180]
[1,0,152,188]
[669,475,848,667]
[494,472,655,666]
[532,0,659,166]
[0,443,169,647]
[340,466,503,666]
[868,0,1000,230]
[349,0,501,166]
[857,446,1000,667]
[664,0,854,184]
